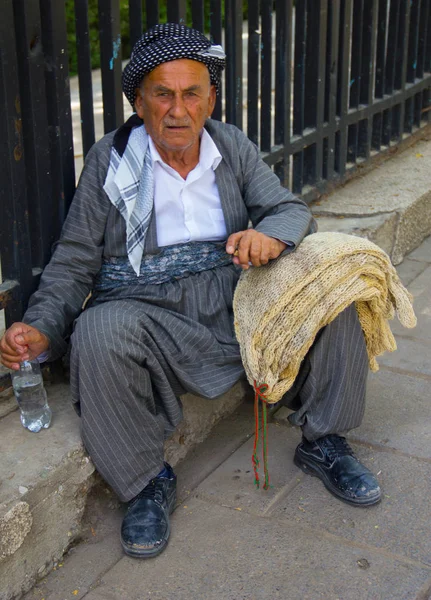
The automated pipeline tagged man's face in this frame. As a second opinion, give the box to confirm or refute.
[135,59,216,157]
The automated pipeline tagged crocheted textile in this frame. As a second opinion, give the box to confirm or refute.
[233,232,416,404]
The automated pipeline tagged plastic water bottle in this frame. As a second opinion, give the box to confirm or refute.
[11,360,52,432]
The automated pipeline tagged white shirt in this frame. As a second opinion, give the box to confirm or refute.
[148,129,227,247]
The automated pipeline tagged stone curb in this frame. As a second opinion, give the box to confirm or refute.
[0,380,249,600]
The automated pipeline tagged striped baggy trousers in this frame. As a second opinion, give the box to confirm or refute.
[70,280,367,502]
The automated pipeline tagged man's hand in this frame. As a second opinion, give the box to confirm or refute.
[0,323,49,370]
[226,230,287,270]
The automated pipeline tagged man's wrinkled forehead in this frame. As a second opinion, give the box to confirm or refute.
[139,59,212,91]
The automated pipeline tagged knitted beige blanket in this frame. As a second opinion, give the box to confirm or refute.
[233,232,416,404]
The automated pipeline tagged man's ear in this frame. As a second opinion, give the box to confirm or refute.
[135,88,144,118]
[207,85,217,118]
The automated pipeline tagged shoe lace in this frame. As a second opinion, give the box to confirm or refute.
[323,435,355,462]
[130,478,163,506]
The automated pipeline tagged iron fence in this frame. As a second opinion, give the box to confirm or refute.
[1,0,431,337]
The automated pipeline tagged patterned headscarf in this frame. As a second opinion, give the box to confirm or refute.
[122,23,226,108]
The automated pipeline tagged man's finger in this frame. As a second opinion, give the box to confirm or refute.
[15,328,44,346]
[249,236,263,267]
[237,234,253,268]
[226,231,245,254]
[1,349,29,363]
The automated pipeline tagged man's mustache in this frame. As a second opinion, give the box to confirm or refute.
[163,120,191,127]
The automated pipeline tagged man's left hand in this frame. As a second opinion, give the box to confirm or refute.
[226,230,287,270]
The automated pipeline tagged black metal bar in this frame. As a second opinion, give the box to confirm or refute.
[414,90,423,126]
[416,0,430,79]
[260,0,272,151]
[363,0,379,160]
[360,0,375,108]
[274,0,293,187]
[225,0,243,129]
[0,0,33,324]
[129,0,143,48]
[315,0,328,182]
[12,0,53,269]
[74,0,96,158]
[422,87,430,124]
[167,0,187,24]
[347,0,364,163]
[209,0,223,43]
[407,0,421,83]
[39,0,76,229]
[209,0,223,120]
[425,1,431,79]
[247,0,260,145]
[326,0,340,178]
[191,0,205,32]
[382,0,402,148]
[292,0,307,192]
[424,1,431,83]
[399,0,412,137]
[145,0,159,28]
[337,0,353,175]
[375,0,389,99]
[349,0,364,109]
[98,0,124,133]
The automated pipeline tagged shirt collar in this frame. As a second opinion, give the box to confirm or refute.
[146,126,222,172]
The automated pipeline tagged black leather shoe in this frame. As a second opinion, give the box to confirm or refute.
[294,434,381,506]
[121,463,176,558]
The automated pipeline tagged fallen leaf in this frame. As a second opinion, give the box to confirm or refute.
[357,558,370,569]
[416,153,424,158]
[91,527,96,537]
[235,507,242,511]
[72,591,79,596]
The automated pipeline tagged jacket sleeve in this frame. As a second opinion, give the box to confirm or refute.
[22,136,113,359]
[235,128,317,248]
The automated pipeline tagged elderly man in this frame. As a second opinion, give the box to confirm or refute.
[0,24,380,559]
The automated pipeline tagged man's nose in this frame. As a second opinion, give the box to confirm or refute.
[169,94,187,118]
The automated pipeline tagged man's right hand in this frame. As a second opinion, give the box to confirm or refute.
[0,323,49,370]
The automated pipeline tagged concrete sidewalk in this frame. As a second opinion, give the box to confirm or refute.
[22,235,431,600]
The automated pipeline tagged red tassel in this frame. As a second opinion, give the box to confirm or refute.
[252,381,270,490]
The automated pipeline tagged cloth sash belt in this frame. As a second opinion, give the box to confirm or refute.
[94,241,234,291]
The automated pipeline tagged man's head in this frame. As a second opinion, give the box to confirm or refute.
[122,23,225,110]
[135,59,216,156]
[122,23,225,159]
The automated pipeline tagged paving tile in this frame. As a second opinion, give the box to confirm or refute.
[83,498,431,600]
[396,257,428,287]
[194,423,304,514]
[353,370,431,459]
[406,235,431,263]
[174,397,256,505]
[378,336,431,377]
[391,266,431,341]
[271,446,431,566]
